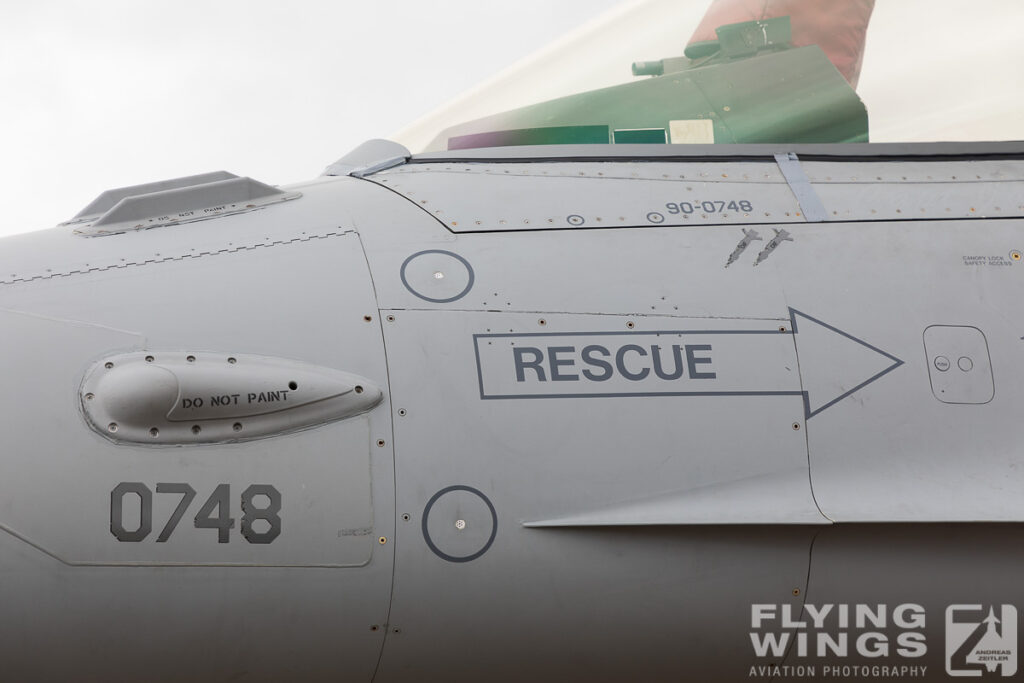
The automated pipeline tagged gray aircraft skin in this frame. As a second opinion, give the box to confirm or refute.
[1,139,1023,681]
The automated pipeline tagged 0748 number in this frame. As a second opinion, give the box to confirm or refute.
[110,482,281,544]
[666,200,752,214]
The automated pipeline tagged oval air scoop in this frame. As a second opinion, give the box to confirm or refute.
[81,352,383,444]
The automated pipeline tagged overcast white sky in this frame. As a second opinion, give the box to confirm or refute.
[2,1,1022,237]
[0,1,620,237]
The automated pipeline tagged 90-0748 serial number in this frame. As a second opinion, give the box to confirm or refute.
[666,200,753,214]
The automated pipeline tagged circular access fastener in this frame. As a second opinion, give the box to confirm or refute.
[646,211,665,224]
[934,356,951,372]
[400,250,475,303]
[958,356,974,372]
[422,485,497,563]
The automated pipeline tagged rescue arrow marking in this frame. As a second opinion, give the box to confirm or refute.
[472,308,903,420]
[788,308,904,419]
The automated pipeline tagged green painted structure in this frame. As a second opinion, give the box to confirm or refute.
[431,17,868,151]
